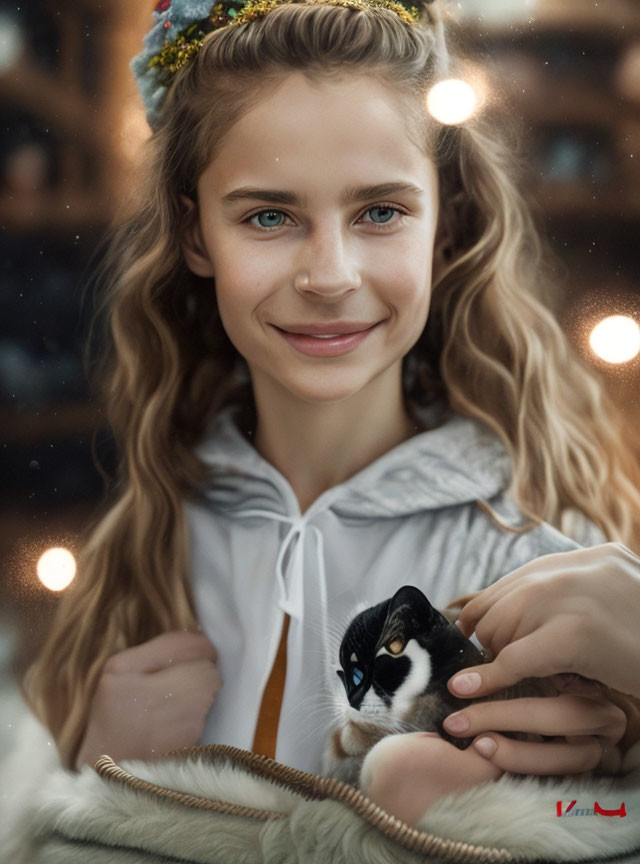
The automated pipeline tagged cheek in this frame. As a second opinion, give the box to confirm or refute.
[214,285,243,342]
[385,241,434,311]
[214,266,270,344]
[390,270,433,346]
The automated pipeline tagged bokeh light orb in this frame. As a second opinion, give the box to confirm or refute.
[589,315,640,364]
[426,79,479,125]
[37,547,76,592]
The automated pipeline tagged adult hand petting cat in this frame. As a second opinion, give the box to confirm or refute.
[442,543,639,774]
[74,631,221,771]
[360,691,624,822]
[362,689,625,824]
[441,690,625,775]
[450,543,640,698]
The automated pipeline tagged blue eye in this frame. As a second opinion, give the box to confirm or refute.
[366,206,397,224]
[250,209,287,229]
[352,667,364,687]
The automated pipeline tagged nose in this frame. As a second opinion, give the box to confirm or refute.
[294,223,362,299]
[349,687,365,711]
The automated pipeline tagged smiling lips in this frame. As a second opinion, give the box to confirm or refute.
[273,321,380,357]
[279,321,376,335]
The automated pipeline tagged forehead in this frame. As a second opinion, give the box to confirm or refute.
[198,71,435,198]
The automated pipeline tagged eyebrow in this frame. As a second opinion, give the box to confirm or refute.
[220,182,424,208]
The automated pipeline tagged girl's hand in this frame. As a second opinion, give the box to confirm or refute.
[442,688,626,775]
[449,544,640,700]
[439,543,640,775]
[360,732,503,825]
[75,631,221,770]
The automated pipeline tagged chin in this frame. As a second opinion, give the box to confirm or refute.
[282,363,396,405]
[281,377,375,405]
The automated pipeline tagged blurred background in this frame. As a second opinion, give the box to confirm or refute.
[1,0,639,745]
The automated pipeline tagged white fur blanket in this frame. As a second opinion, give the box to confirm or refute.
[2,715,640,864]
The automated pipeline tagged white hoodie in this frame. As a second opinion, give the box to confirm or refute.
[187,403,606,775]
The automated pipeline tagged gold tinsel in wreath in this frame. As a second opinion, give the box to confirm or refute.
[233,0,421,27]
[148,34,203,78]
[147,0,421,83]
[147,4,240,81]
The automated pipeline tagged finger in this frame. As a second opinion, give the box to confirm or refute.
[454,574,532,639]
[104,631,218,675]
[152,659,223,695]
[455,550,584,637]
[471,733,602,775]
[443,695,626,744]
[470,595,529,657]
[131,661,222,722]
[448,631,562,698]
[144,662,223,720]
[460,582,555,655]
[455,583,510,638]
[447,645,536,699]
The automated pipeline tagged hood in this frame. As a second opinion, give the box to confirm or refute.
[194,403,513,520]
[191,403,514,631]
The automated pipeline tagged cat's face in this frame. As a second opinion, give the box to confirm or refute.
[334,586,484,755]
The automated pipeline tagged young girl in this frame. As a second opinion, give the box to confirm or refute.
[24,0,640,827]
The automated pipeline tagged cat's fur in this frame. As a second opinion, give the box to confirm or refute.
[322,585,556,786]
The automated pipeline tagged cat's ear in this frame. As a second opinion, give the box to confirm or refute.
[336,669,346,688]
[389,585,436,618]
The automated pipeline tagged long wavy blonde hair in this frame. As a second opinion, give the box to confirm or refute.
[26,0,640,768]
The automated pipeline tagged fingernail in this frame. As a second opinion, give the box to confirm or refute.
[474,737,497,758]
[451,672,481,696]
[443,712,470,733]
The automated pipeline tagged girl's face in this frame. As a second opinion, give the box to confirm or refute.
[182,71,440,407]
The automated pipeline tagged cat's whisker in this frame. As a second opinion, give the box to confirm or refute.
[291,693,352,748]
[302,594,373,650]
[286,694,346,737]
[298,694,343,720]
[302,591,355,629]
[295,586,478,785]
[295,715,335,749]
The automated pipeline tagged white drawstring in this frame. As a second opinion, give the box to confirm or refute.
[224,507,337,710]
[224,509,327,625]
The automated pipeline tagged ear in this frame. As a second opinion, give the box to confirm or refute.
[180,194,215,278]
[389,585,435,619]
[431,218,453,284]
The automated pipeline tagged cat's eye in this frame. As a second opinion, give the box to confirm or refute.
[386,638,405,655]
[352,667,364,687]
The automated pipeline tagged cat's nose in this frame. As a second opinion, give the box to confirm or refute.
[349,689,365,711]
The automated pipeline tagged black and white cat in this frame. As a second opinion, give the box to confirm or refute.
[323,585,554,786]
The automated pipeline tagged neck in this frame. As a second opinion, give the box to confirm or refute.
[251,370,420,514]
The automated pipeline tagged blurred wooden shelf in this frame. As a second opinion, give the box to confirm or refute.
[460,2,640,42]
[0,1,148,229]
[0,191,113,233]
[66,0,113,14]
[532,182,640,220]
[0,60,103,149]
[0,403,105,446]
[508,83,640,129]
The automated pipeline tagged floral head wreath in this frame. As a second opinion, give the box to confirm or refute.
[131,0,438,129]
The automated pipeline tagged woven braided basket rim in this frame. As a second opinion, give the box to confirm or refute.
[95,744,515,863]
